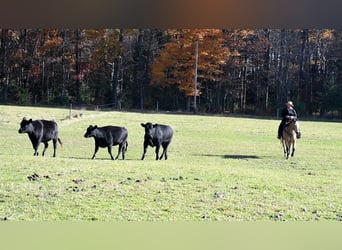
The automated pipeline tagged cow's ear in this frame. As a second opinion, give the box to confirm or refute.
[153,123,158,128]
[28,119,32,123]
[94,125,98,129]
[141,123,145,128]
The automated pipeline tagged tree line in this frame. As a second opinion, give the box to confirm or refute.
[1,29,341,117]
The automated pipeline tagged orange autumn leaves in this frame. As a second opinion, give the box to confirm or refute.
[151,29,229,96]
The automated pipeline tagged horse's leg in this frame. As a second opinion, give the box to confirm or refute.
[285,141,290,159]
[291,137,296,157]
[282,138,288,158]
[286,147,289,159]
[282,140,287,157]
[295,121,301,138]
[291,146,295,157]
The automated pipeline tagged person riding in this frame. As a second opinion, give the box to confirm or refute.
[277,101,301,139]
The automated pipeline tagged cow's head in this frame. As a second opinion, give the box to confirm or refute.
[18,117,33,133]
[141,122,158,139]
[84,125,98,138]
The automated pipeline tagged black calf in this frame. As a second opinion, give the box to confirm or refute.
[141,122,173,160]
[18,118,62,157]
[84,125,128,160]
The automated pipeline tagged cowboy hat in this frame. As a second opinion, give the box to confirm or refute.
[286,101,294,107]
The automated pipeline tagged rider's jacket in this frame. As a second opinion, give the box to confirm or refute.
[281,107,297,121]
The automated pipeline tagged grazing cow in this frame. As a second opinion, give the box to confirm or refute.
[18,117,62,157]
[84,125,128,160]
[141,122,173,160]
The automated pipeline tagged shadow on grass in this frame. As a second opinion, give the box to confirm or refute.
[62,156,133,161]
[197,154,261,160]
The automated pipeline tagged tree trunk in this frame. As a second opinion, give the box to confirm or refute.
[276,29,289,115]
[240,55,247,111]
[112,58,120,109]
[298,29,308,103]
[1,29,9,102]
[75,29,81,104]
[264,29,271,110]
[134,29,145,110]
[112,29,123,109]
[61,30,67,103]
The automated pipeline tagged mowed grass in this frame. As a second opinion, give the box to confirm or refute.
[0,105,341,221]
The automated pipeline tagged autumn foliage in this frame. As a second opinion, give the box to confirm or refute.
[0,29,341,117]
[151,29,229,96]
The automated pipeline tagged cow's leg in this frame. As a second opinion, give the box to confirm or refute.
[141,142,148,160]
[52,139,57,157]
[33,146,39,156]
[159,142,169,160]
[115,143,123,160]
[164,144,169,160]
[117,141,127,160]
[31,141,39,156]
[122,141,127,160]
[159,147,165,160]
[92,144,99,159]
[107,145,114,160]
[42,142,48,156]
[33,148,39,156]
[155,144,160,160]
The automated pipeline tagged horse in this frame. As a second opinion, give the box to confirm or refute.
[280,118,299,159]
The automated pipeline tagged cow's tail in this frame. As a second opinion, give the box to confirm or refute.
[58,138,63,147]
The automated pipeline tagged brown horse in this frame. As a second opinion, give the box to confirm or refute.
[281,118,299,159]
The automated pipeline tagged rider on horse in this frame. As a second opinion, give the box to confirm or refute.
[277,101,301,139]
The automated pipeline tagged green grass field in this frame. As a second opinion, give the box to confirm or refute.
[0,105,341,221]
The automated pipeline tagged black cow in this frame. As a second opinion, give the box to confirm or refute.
[84,125,128,160]
[18,117,62,157]
[141,122,173,160]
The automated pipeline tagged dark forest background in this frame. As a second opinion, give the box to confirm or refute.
[1,29,341,118]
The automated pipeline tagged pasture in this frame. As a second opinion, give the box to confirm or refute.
[0,105,341,221]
